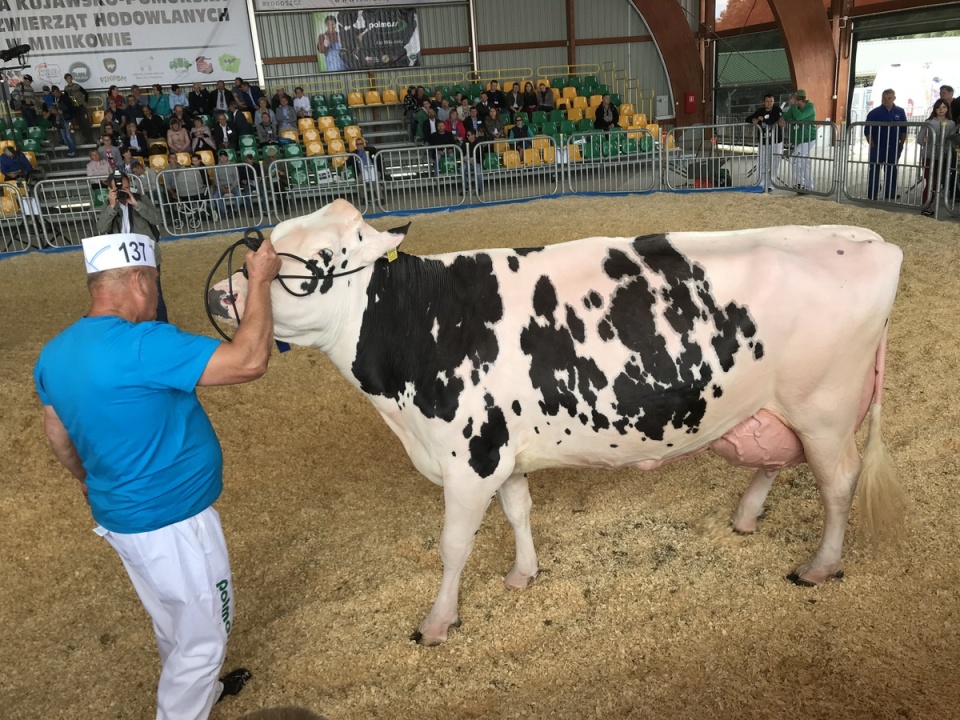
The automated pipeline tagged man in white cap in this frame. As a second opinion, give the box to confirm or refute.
[34,231,282,720]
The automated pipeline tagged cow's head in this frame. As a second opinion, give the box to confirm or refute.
[208,199,408,348]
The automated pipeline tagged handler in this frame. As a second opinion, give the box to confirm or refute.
[34,231,281,720]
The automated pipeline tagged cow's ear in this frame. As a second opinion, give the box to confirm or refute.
[352,223,405,266]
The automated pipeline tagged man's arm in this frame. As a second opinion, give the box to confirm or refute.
[198,239,282,386]
[42,405,88,492]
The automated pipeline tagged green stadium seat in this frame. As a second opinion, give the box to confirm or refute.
[531,110,546,125]
[468,83,482,98]
[20,138,41,153]
[335,114,354,129]
[452,84,467,97]
[549,109,565,123]
[482,152,500,170]
[559,120,576,136]
[551,77,566,90]
[312,106,330,119]
[11,117,28,132]
[596,84,610,96]
[610,94,622,107]
[540,121,558,136]
[220,148,237,162]
[329,93,345,106]
[311,95,327,109]
[577,119,594,132]
[26,126,45,142]
[283,143,303,158]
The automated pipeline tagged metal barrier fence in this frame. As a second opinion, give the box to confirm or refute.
[945,147,960,218]
[268,153,368,222]
[472,137,561,204]
[842,121,928,211]
[374,145,468,213]
[32,175,145,248]
[157,163,267,237]
[565,129,659,194]
[664,123,761,191]
[0,182,38,253]
[771,121,841,198]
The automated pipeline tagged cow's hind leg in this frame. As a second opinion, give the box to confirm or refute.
[732,468,779,534]
[788,434,861,585]
[497,472,538,589]
[413,475,504,646]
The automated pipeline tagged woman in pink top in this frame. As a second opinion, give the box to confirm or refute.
[166,118,191,154]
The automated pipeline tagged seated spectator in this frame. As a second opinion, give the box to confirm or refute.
[241,153,263,205]
[487,80,505,109]
[238,81,265,111]
[292,86,311,117]
[188,82,210,116]
[131,159,162,205]
[522,81,538,116]
[123,95,144,127]
[446,110,465,141]
[437,98,453,123]
[482,106,505,140]
[420,107,439,141]
[256,111,278,146]
[475,92,492,119]
[85,148,112,187]
[166,118,191,154]
[229,103,254,136]
[508,114,532,149]
[121,122,149,158]
[168,84,189,114]
[256,96,275,126]
[594,94,619,131]
[457,97,471,121]
[106,84,124,107]
[130,84,148,106]
[211,150,246,215]
[453,91,465,108]
[100,122,120,147]
[428,120,460,175]
[275,95,297,133]
[503,82,523,115]
[139,106,168,140]
[99,134,123,167]
[537,81,555,112]
[169,103,191,130]
[149,83,171,118]
[464,106,483,137]
[430,89,444,111]
[100,109,122,138]
[0,145,33,182]
[209,80,234,114]
[119,147,138,175]
[270,86,290,110]
[170,153,209,203]
[352,137,378,182]
[190,116,216,152]
[213,113,237,149]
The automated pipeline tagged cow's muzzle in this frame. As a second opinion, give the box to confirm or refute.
[207,287,234,320]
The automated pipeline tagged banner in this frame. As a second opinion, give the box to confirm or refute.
[0,0,258,89]
[314,9,420,72]
[257,0,461,11]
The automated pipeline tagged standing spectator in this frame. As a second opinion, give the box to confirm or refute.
[256,111,278,146]
[139,106,168,142]
[210,81,234,114]
[537,82,555,113]
[64,72,94,144]
[12,74,39,126]
[166,119,191,155]
[317,14,346,72]
[508,114,532,149]
[594,94,620,131]
[41,85,54,111]
[149,84,171,118]
[275,95,297,134]
[189,83,211,117]
[0,145,33,182]
[939,84,960,125]
[413,100,432,143]
[228,103,254,137]
[917,99,955,217]
[99,134,123,167]
[403,86,420,141]
[85,148,112,187]
[34,226,279,719]
[168,85,189,114]
[482,106,505,140]
[521,81,538,117]
[190,117,217,152]
[123,95,145,128]
[121,122,149,159]
[213,113,238,150]
[746,93,783,193]
[462,128,483,192]
[292,87,311,118]
[487,80,505,109]
[43,86,78,157]
[864,88,907,201]
[779,89,817,194]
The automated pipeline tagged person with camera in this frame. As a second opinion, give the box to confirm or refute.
[97,169,168,322]
[42,86,78,157]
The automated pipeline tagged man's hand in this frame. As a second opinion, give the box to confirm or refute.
[107,187,117,208]
[244,238,281,284]
[126,192,138,207]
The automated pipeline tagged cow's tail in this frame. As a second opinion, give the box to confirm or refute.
[858,324,908,545]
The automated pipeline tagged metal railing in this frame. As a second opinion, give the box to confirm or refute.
[157,163,267,237]
[0,182,38,253]
[664,123,761,191]
[472,137,561,204]
[267,153,368,222]
[771,121,841,198]
[31,176,146,248]
[374,144,467,213]
[565,129,659,195]
[944,148,960,218]
[842,121,927,210]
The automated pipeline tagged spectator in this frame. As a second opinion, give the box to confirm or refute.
[100,122,120,147]
[171,153,210,205]
[487,80,505,109]
[430,89,444,111]
[464,105,483,137]
[43,85,78,157]
[189,82,210,116]
[166,119,191,154]
[130,84,148,107]
[317,14,347,72]
[414,100,432,143]
[149,84,171,118]
[917,99,955,217]
[169,104,192,131]
[131,159,162,205]
[457,97,471,122]
[779,89,818,194]
[453,91,465,109]
[209,80,234,114]
[41,85,54,112]
[428,120,459,175]
[100,109,122,138]
[476,91,492,119]
[437,98,453,123]
[99,134,123,167]
[462,128,483,192]
[508,114,532,149]
[352,137,378,183]
[11,74,38,126]
[594,94,619,131]
[63,72,94,143]
[446,109,465,141]
[228,103,254,137]
[0,145,33,182]
[168,84,188,113]
[537,81,555,112]
[119,147,138,175]
[211,150,245,216]
[503,82,523,115]
[34,227,279,719]
[403,86,420,141]
[270,87,290,111]
[255,97,275,126]
[213,113,238,150]
[746,93,783,193]
[85,148,112,187]
[420,106,440,141]
[482,106,505,140]
[238,82,265,112]
[863,88,906,201]
[241,153,264,206]
[521,81,538,117]
[275,95,297,134]
[190,116,217,152]
[106,84,124,107]
[139,106,168,142]
[121,122,149,158]
[292,87,311,118]
[937,85,959,124]
[256,111,278,146]
[123,95,145,128]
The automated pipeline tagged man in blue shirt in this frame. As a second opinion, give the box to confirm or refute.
[864,88,908,201]
[0,145,33,182]
[35,231,281,720]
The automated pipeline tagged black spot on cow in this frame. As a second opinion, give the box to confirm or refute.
[471,368,480,385]
[508,256,520,273]
[610,444,618,448]
[468,405,509,478]
[837,249,844,255]
[564,428,571,435]
[352,253,503,422]
[534,426,540,434]
[603,248,642,281]
[512,400,522,416]
[515,247,544,256]
[532,275,558,324]
[588,290,603,309]
[597,319,615,342]
[712,385,723,398]
[565,304,586,343]
[754,342,764,360]
[463,417,473,439]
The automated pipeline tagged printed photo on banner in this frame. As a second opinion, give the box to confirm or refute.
[314,9,420,73]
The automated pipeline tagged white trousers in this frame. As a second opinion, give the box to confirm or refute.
[755,141,783,190]
[791,140,816,191]
[98,506,233,720]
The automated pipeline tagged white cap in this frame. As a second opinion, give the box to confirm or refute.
[81,233,157,274]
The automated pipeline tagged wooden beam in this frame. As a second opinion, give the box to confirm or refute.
[831,0,854,124]
[768,0,835,121]
[577,35,652,46]
[702,0,716,123]
[566,0,576,68]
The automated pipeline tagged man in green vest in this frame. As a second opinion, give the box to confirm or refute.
[778,89,817,194]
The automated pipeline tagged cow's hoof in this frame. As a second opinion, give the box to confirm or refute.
[410,618,461,646]
[505,568,538,590]
[786,569,844,587]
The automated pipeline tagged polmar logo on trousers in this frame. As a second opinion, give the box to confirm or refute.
[103,58,117,73]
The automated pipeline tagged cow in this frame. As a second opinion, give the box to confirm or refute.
[209,199,905,646]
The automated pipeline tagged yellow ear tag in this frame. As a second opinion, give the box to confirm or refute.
[386,248,398,262]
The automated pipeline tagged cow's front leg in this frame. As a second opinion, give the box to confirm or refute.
[497,472,538,589]
[732,468,779,534]
[413,476,501,645]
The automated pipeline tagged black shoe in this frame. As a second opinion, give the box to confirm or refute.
[217,668,252,703]
[921,208,934,217]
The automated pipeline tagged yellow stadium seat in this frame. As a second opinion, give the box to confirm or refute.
[503,125,514,137]
[522,148,541,166]
[493,140,510,154]
[317,115,336,130]
[243,111,253,124]
[618,114,632,129]
[342,125,362,142]
[536,77,551,87]
[347,91,365,107]
[298,117,316,132]
[323,127,341,143]
[303,129,321,143]
[177,152,191,167]
[150,154,168,171]
[198,150,215,166]
[348,137,365,151]
[532,136,551,151]
[573,96,588,110]
[556,98,569,110]
[541,145,556,163]
[551,88,560,103]
[567,143,583,162]
[645,123,660,138]
[281,130,300,144]
[566,107,583,122]
[589,94,603,107]
[0,140,17,153]
[364,90,382,105]
[633,112,647,126]
[585,106,597,120]
[382,88,399,104]
[327,138,346,154]
[562,86,578,100]
[1,189,19,216]
[503,150,521,168]
[306,141,325,156]
[398,87,409,102]
[619,103,635,117]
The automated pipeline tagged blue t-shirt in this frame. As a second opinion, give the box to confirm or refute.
[865,104,907,153]
[34,317,223,534]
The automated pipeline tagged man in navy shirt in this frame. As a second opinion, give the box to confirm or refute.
[35,232,281,719]
[864,88,908,201]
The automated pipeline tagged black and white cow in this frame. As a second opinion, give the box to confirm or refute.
[210,200,904,645]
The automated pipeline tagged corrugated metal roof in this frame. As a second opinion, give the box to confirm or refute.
[716,49,790,86]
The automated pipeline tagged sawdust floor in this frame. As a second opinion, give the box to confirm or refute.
[1,193,959,720]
